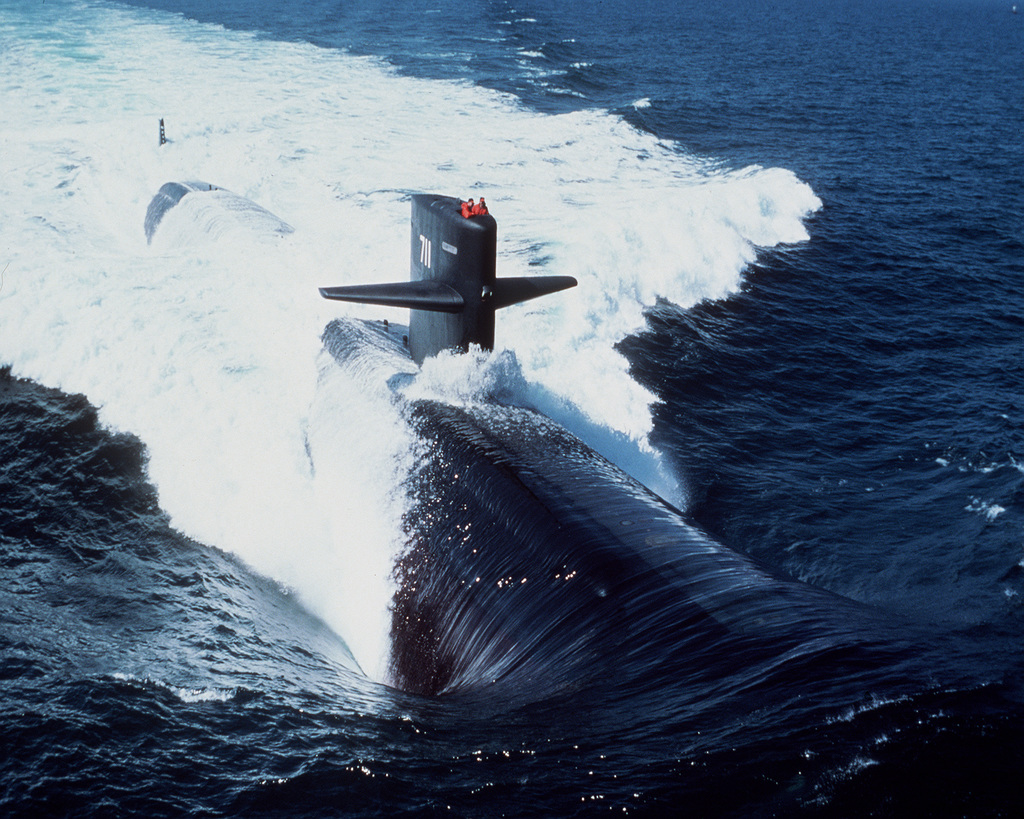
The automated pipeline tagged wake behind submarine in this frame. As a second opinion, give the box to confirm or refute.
[320,195,897,698]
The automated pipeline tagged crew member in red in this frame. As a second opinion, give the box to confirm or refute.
[461,198,474,218]
[472,197,488,216]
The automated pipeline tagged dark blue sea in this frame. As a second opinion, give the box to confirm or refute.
[2,0,1023,815]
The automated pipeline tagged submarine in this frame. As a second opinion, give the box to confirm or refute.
[319,194,895,698]
[140,178,898,698]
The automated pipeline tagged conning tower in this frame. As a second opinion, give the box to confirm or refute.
[319,194,576,364]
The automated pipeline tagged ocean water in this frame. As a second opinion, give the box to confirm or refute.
[2,0,1023,815]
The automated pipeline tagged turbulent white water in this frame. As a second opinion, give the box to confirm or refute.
[0,0,819,677]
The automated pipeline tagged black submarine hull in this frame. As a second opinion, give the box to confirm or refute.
[321,319,896,699]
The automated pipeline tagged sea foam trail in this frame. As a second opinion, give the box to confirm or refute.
[0,0,819,677]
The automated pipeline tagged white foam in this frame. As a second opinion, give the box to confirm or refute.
[0,0,819,677]
[304,333,421,681]
[828,693,913,724]
[401,347,684,505]
[112,672,238,703]
[965,497,1006,522]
